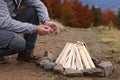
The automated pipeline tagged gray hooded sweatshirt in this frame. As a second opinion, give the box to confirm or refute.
[0,0,50,34]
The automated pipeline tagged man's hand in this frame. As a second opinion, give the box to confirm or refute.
[44,20,59,35]
[36,24,51,36]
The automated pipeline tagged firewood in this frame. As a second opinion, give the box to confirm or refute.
[75,46,84,70]
[82,45,96,68]
[78,45,91,69]
[59,43,73,64]
[71,47,76,69]
[56,42,95,71]
[62,51,71,68]
[64,45,75,68]
[55,43,72,64]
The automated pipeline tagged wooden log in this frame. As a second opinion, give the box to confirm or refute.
[55,43,69,64]
[75,46,84,70]
[82,44,96,68]
[64,45,75,68]
[71,47,76,70]
[62,52,70,68]
[75,53,80,70]
[59,43,73,64]
[55,43,72,64]
[77,45,91,69]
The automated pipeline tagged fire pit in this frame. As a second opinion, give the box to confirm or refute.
[36,42,114,77]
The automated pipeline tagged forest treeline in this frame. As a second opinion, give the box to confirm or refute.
[41,0,120,28]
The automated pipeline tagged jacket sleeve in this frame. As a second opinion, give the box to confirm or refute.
[0,0,37,34]
[22,0,50,23]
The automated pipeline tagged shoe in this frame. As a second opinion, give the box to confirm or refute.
[0,56,7,64]
[17,53,40,62]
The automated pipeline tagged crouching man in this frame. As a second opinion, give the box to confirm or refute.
[0,0,59,63]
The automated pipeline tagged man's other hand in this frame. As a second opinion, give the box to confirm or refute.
[44,20,59,35]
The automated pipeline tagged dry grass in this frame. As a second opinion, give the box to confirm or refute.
[97,27,120,63]
[1,26,120,80]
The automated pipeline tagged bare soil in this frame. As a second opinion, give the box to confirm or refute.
[0,27,120,80]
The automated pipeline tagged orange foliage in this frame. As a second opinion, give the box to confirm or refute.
[72,1,94,28]
[41,0,117,28]
[60,0,78,27]
[101,9,117,26]
[41,0,61,19]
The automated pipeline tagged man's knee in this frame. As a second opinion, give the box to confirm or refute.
[0,31,26,54]
[9,34,26,52]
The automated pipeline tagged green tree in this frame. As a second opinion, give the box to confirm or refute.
[91,5,101,26]
[117,7,120,29]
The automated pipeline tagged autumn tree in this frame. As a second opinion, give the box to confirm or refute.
[41,0,118,28]
[101,12,109,26]
[71,0,94,28]
[83,5,95,28]
[62,1,78,26]
[41,0,95,28]
[101,9,117,28]
[41,0,62,19]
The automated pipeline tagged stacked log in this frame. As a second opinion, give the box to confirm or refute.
[37,42,114,77]
[55,42,96,70]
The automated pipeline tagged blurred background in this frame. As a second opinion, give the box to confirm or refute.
[41,0,120,29]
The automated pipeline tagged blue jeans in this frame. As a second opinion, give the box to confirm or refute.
[0,7,39,56]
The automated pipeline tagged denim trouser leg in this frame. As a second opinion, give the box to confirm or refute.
[15,7,39,55]
[21,32,37,54]
[0,30,25,56]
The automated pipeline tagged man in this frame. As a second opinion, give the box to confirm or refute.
[0,0,59,63]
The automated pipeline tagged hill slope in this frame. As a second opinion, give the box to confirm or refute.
[0,27,120,80]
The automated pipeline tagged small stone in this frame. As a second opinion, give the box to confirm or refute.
[83,68,104,77]
[92,58,101,66]
[63,68,83,77]
[53,64,64,74]
[44,51,49,57]
[36,58,51,68]
[44,62,56,71]
[96,61,114,77]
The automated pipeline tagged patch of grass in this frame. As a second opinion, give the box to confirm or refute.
[98,28,120,46]
[103,49,120,63]
[88,26,104,33]
[97,28,120,63]
[36,67,53,77]
[41,72,53,77]
[98,29,115,41]
[55,76,67,80]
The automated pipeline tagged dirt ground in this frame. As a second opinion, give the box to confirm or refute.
[0,27,120,80]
